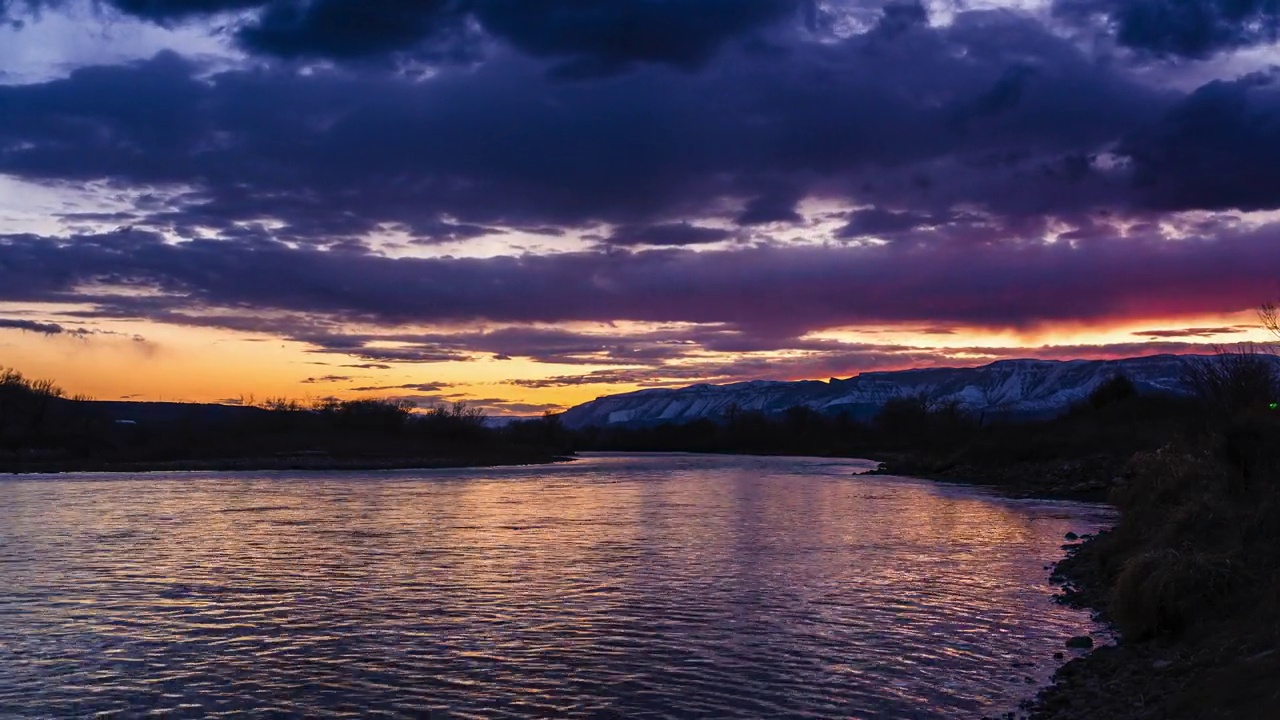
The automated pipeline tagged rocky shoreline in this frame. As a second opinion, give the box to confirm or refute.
[868,457,1134,720]
[1029,531,1280,719]
[873,452,1279,720]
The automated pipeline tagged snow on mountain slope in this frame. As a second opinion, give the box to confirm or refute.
[558,354,1249,428]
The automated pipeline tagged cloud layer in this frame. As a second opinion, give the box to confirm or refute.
[1,1,1279,399]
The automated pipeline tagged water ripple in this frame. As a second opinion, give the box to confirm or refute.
[0,453,1113,718]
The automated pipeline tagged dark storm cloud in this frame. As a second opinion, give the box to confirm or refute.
[4,0,810,73]
[95,0,262,19]
[504,360,838,389]
[467,0,806,76]
[1132,325,1253,338]
[837,208,955,237]
[1055,0,1280,59]
[350,382,450,392]
[375,393,455,408]
[0,317,66,334]
[0,6,1169,241]
[314,345,472,364]
[1,1,1278,390]
[479,401,561,415]
[960,341,1227,361]
[604,223,735,247]
[2,223,1277,338]
[502,339,1232,388]
[3,225,1265,386]
[0,0,262,21]
[735,187,805,226]
[237,0,472,61]
[1120,72,1280,212]
[302,326,699,367]
[507,371,660,389]
[276,325,888,371]
[0,316,147,341]
[403,220,497,244]
[240,0,808,74]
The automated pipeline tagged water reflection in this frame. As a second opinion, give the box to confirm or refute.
[0,453,1112,718]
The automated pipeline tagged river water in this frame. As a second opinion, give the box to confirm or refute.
[0,453,1113,719]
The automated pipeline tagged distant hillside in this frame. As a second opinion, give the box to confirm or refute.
[560,354,1250,428]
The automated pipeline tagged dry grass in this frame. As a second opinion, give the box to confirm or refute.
[1112,547,1242,638]
[1102,439,1280,643]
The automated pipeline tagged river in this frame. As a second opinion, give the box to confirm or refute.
[0,452,1113,718]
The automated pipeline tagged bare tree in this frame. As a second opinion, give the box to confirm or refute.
[0,368,66,449]
[1182,343,1279,419]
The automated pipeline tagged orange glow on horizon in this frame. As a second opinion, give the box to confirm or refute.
[2,307,1273,414]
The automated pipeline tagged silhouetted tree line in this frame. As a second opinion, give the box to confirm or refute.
[0,374,570,470]
[0,368,103,459]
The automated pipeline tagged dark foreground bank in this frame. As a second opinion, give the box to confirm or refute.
[877,434,1280,719]
[1023,440,1280,720]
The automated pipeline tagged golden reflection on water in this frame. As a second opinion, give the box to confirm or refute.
[0,453,1113,719]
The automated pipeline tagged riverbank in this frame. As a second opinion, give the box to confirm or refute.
[1026,443,1280,719]
[1,451,574,474]
[1028,536,1280,719]
[864,452,1127,502]
[869,444,1280,720]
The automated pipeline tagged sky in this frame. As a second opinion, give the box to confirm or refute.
[2,0,1280,415]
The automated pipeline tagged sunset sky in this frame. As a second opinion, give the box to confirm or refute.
[2,0,1280,415]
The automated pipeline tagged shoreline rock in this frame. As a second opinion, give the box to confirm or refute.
[1026,518,1280,718]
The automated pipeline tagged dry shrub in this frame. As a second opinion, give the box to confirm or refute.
[1106,441,1280,641]
[1114,448,1231,524]
[1181,345,1279,423]
[1109,448,1244,638]
[1112,548,1242,638]
[1216,413,1280,486]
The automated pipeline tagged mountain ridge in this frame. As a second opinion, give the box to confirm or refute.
[559,353,1263,428]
